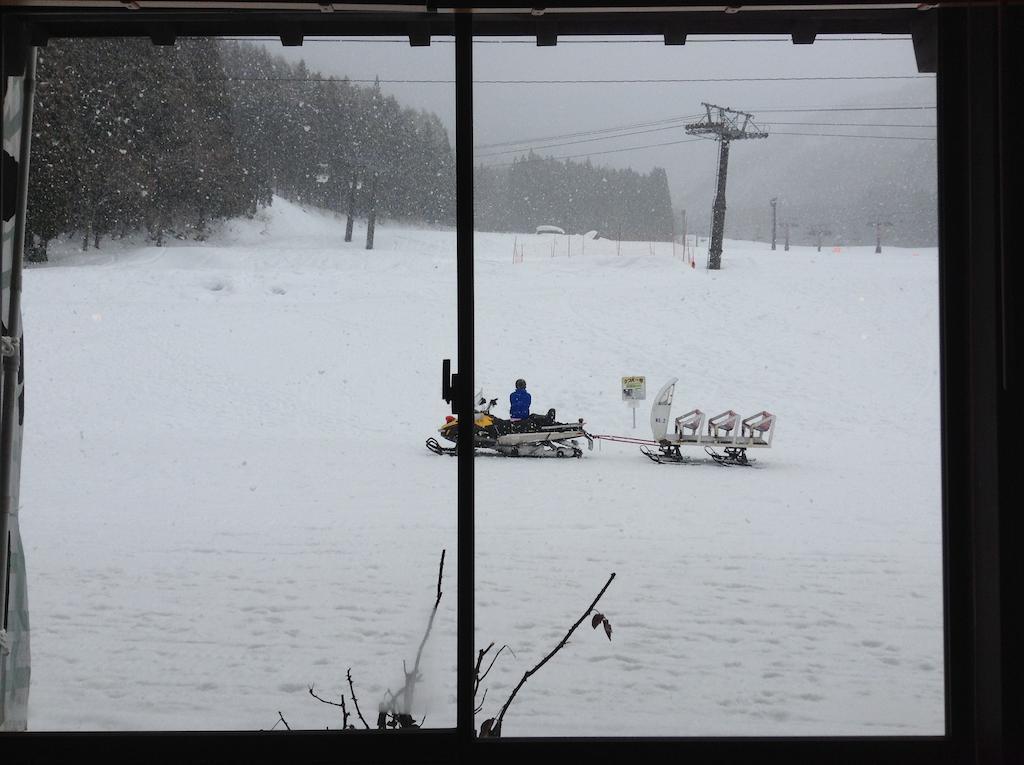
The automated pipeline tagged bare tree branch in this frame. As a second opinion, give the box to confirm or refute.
[474,642,495,697]
[341,693,351,728]
[276,711,291,731]
[388,686,407,704]
[474,687,488,715]
[347,668,370,729]
[308,685,345,709]
[305,550,447,731]
[403,549,446,714]
[480,644,513,686]
[435,549,445,605]
[493,572,616,736]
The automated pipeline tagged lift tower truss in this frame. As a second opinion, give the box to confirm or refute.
[686,103,768,269]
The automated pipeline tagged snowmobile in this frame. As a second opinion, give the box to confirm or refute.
[426,394,594,458]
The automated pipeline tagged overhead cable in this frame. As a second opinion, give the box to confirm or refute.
[208,74,933,85]
[221,36,913,44]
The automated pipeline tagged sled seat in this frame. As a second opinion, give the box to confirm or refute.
[742,411,776,446]
[707,410,739,438]
[674,409,704,437]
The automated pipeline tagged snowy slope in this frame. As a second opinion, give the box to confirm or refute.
[20,198,943,735]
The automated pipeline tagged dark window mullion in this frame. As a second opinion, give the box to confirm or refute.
[454,9,476,749]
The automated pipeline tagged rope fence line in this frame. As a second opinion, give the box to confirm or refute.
[509,232,704,265]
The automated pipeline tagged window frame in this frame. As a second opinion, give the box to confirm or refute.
[0,2,1016,764]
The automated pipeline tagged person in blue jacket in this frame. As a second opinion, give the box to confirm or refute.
[510,378,531,421]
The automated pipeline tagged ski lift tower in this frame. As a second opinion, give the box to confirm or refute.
[782,221,799,251]
[808,225,833,252]
[686,104,768,269]
[869,219,894,253]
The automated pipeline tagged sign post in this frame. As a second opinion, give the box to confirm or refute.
[621,376,646,429]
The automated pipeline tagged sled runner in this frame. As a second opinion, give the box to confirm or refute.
[427,394,594,458]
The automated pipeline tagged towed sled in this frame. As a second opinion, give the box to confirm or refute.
[426,394,594,458]
[641,378,776,467]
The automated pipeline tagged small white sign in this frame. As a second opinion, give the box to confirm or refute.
[622,376,646,406]
[622,375,645,427]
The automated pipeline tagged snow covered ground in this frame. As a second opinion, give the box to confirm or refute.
[20,198,943,735]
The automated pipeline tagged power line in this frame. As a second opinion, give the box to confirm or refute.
[762,121,936,128]
[770,130,936,140]
[474,75,932,84]
[225,36,913,44]
[473,113,700,151]
[476,124,701,157]
[475,116,935,156]
[749,105,935,113]
[206,74,933,85]
[478,136,707,167]
[477,125,935,167]
[474,113,702,150]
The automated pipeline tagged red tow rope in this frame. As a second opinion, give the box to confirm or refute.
[592,434,661,446]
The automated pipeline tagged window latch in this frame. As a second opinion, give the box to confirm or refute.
[1,335,20,359]
[441,359,458,415]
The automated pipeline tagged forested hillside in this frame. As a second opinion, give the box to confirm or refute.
[26,39,678,261]
[26,39,455,260]
[475,155,675,240]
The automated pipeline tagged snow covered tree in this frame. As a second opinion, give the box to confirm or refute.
[26,38,457,252]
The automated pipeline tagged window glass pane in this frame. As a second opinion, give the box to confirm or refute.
[20,35,457,730]
[472,34,941,736]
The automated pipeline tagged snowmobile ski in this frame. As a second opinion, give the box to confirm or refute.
[425,437,457,457]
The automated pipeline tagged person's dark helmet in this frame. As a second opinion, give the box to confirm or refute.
[515,378,527,390]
